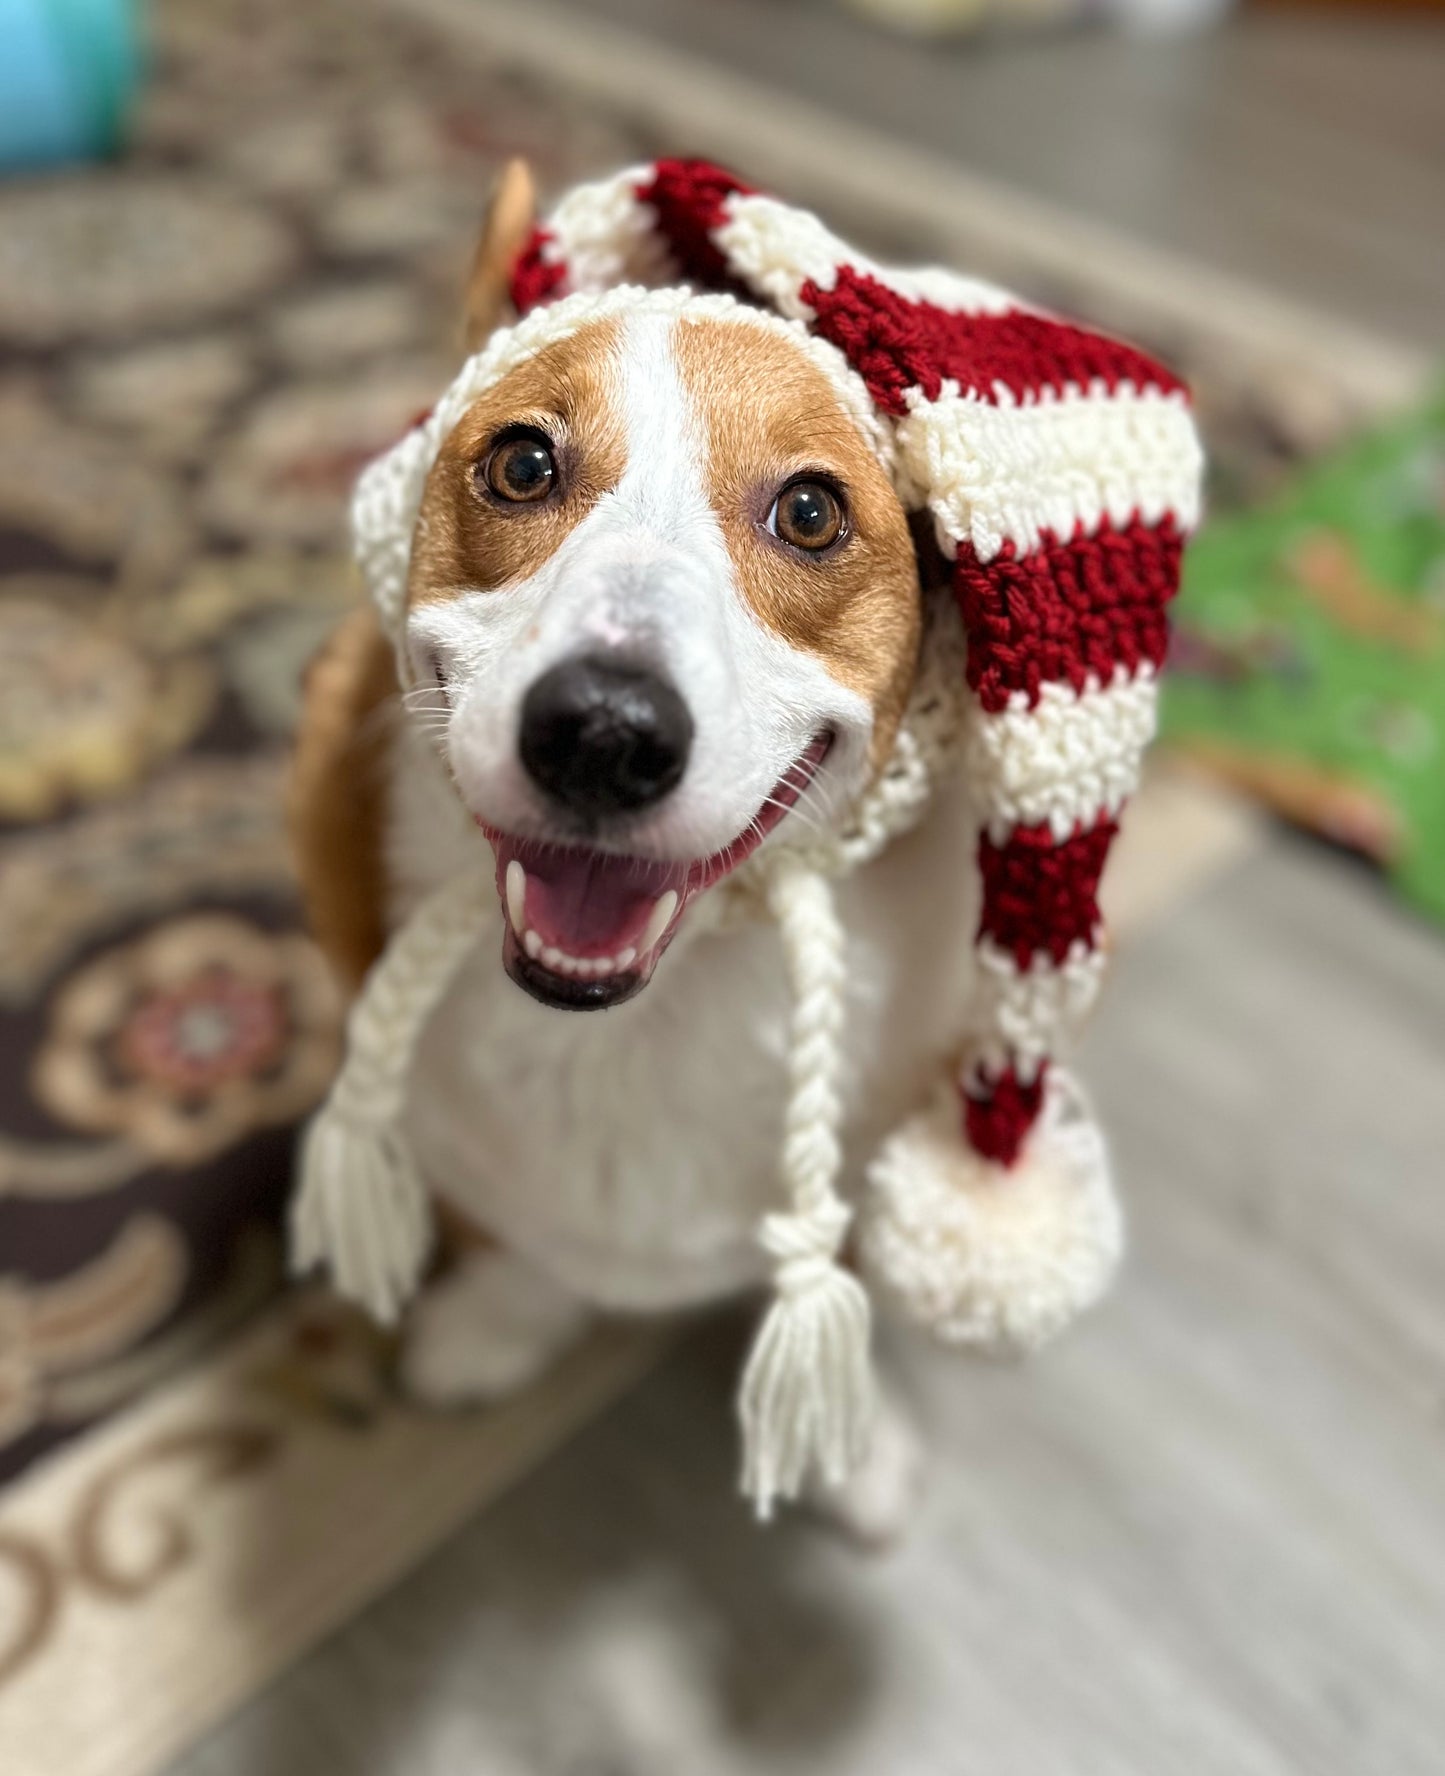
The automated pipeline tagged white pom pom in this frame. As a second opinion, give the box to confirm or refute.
[290,1102,433,1326]
[860,1068,1122,1351]
[738,1199,874,1521]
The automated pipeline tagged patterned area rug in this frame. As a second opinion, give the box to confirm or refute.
[0,0,667,1490]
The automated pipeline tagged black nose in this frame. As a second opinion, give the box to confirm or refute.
[519,657,693,817]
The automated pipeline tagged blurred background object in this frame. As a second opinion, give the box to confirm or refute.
[0,0,142,171]
[1165,390,1445,925]
[841,0,1236,36]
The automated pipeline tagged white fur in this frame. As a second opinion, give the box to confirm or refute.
[354,287,890,647]
[358,307,1127,1484]
[801,1369,926,1547]
[394,710,980,1311]
[400,1245,591,1406]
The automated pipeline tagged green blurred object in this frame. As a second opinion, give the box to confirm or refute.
[0,0,143,170]
[1163,387,1445,924]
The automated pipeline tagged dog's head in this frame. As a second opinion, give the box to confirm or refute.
[401,165,922,1011]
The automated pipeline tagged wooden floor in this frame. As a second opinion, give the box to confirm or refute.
[165,831,1445,1776]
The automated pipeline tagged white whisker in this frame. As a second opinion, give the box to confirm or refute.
[759,793,826,839]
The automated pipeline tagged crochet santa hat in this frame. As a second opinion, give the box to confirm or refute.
[292,159,1202,1516]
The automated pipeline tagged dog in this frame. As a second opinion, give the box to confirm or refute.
[289,159,1199,1536]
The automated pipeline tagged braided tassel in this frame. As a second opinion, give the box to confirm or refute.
[290,872,491,1324]
[739,856,874,1519]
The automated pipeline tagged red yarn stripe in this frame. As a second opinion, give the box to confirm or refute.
[509,226,566,313]
[961,1064,1047,1168]
[799,266,1185,415]
[955,515,1183,714]
[978,816,1117,969]
[635,158,756,286]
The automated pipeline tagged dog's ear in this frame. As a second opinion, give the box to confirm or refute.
[462,158,537,353]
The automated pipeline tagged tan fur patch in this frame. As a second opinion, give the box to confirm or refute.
[287,605,397,995]
[462,158,536,354]
[408,319,627,609]
[671,318,920,765]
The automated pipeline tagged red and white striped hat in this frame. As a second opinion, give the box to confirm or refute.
[294,159,1202,1517]
[510,161,1199,1161]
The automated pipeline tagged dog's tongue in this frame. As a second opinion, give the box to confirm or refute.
[491,834,689,957]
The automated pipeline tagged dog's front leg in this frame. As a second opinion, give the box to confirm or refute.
[399,1243,592,1409]
[801,1368,926,1549]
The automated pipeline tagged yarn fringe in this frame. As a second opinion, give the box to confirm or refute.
[739,1199,874,1518]
[291,1111,432,1326]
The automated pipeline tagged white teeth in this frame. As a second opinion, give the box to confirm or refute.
[517,890,679,979]
[519,934,634,978]
[505,860,526,932]
[640,891,678,956]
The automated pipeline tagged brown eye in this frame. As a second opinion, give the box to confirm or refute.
[483,432,557,503]
[770,479,845,551]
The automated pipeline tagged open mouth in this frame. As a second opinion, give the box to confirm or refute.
[480,734,831,1010]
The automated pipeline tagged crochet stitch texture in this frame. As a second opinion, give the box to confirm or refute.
[507,158,1201,1168]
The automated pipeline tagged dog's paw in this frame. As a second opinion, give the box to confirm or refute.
[399,1247,590,1409]
[803,1379,926,1549]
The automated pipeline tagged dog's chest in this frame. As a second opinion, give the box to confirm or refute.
[386,733,978,1312]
